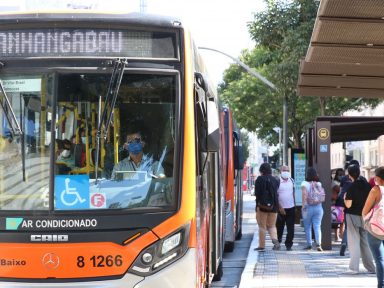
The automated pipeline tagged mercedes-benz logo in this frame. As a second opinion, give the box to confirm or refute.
[42,253,60,270]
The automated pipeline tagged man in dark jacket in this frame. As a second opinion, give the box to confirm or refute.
[254,163,280,252]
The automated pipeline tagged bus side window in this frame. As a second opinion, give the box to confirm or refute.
[195,96,207,159]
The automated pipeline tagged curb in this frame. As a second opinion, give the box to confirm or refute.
[238,220,258,288]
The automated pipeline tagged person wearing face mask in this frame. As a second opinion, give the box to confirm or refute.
[111,130,164,181]
[342,164,375,275]
[276,165,296,251]
[338,160,368,256]
[56,139,75,174]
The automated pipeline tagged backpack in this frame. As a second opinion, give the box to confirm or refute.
[307,181,325,205]
[258,177,276,212]
[364,186,384,240]
[331,205,344,224]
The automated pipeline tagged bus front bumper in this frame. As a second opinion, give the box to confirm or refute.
[0,249,197,288]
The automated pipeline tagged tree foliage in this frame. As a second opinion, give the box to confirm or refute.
[219,0,380,148]
[240,130,250,163]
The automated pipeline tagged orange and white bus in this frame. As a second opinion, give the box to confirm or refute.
[0,11,225,287]
[221,107,243,252]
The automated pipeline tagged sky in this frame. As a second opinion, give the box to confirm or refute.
[95,0,267,85]
[0,0,266,86]
[143,0,266,85]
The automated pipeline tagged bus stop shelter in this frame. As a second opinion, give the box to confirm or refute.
[298,0,384,99]
[306,117,384,250]
[297,0,384,250]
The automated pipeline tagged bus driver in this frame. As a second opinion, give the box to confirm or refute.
[111,130,164,181]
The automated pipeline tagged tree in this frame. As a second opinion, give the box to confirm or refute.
[240,130,250,163]
[219,0,379,148]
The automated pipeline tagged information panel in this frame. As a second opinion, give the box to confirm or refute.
[292,151,306,206]
[0,29,177,58]
[2,78,41,93]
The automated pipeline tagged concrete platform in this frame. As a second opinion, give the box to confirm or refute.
[239,203,377,288]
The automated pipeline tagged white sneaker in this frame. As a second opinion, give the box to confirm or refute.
[342,269,358,275]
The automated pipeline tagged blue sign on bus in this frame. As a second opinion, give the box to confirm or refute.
[55,175,90,210]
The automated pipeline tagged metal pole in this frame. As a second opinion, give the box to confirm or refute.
[198,47,277,91]
[283,94,288,165]
[279,128,282,166]
[198,46,282,164]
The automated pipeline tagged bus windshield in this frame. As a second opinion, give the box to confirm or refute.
[0,72,177,211]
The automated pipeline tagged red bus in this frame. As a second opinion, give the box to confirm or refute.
[221,107,243,252]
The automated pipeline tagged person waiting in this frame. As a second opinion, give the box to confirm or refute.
[343,164,375,275]
[254,162,280,252]
[363,166,384,287]
[276,165,295,251]
[332,168,345,242]
[301,167,324,251]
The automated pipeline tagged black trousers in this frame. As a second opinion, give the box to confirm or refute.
[276,207,295,248]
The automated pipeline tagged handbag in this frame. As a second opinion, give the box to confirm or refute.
[364,186,384,240]
[258,203,274,212]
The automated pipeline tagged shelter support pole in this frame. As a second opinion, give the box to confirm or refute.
[315,120,332,250]
[283,94,288,165]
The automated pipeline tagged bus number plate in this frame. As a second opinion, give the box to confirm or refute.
[77,255,123,268]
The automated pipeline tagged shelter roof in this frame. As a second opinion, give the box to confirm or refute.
[317,116,384,142]
[298,0,384,98]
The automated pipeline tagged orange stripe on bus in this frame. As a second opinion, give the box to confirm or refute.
[0,231,158,279]
[152,29,197,248]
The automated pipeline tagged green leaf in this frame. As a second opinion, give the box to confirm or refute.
[219,0,382,148]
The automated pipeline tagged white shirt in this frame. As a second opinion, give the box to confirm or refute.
[277,177,295,209]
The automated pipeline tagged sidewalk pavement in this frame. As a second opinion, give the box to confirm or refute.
[239,208,377,288]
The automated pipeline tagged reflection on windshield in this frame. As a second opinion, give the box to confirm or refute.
[0,80,22,137]
[54,73,176,211]
[0,76,51,210]
[55,146,173,210]
[0,72,176,211]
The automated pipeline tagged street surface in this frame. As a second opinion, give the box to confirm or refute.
[211,192,378,288]
[211,192,256,288]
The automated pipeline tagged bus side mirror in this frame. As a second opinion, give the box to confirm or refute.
[194,72,208,93]
[195,72,215,102]
[234,146,244,170]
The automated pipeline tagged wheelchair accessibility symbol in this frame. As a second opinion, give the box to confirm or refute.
[61,178,86,206]
[55,175,89,210]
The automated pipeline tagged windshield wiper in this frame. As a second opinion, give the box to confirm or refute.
[0,80,22,136]
[94,59,127,181]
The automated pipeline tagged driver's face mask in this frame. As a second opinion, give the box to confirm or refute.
[128,142,143,155]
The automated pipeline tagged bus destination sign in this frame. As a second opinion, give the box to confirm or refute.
[0,29,176,58]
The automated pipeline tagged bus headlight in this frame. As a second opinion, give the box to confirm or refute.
[128,222,190,276]
[161,232,181,254]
